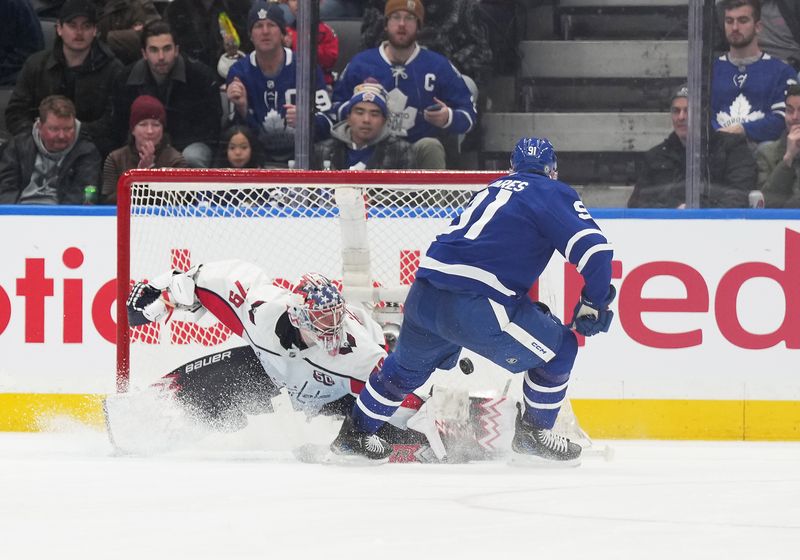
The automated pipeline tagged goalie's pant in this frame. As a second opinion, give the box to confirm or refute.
[353,279,578,433]
[155,344,281,431]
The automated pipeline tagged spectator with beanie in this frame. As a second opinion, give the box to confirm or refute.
[102,95,186,204]
[0,95,101,204]
[315,80,413,170]
[112,20,222,168]
[4,0,123,156]
[629,85,756,208]
[333,0,477,169]
[226,0,332,166]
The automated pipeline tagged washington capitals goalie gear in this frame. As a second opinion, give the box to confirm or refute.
[127,282,168,326]
[287,273,346,356]
[571,285,616,337]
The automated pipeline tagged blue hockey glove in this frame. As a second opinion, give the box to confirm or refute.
[571,285,616,337]
[127,282,168,327]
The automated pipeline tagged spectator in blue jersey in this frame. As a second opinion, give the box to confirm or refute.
[712,0,797,144]
[314,80,414,170]
[226,0,333,166]
[629,85,756,208]
[0,0,45,86]
[332,0,477,169]
[329,137,616,464]
[756,83,800,206]
[0,95,101,204]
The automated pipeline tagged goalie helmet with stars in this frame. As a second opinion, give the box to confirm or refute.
[510,137,558,179]
[288,273,346,355]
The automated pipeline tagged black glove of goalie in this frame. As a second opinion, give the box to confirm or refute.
[127,282,169,326]
[571,285,616,337]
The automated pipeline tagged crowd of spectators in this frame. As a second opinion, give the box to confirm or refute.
[2,0,800,208]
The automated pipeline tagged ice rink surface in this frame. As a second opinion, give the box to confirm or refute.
[1,421,799,560]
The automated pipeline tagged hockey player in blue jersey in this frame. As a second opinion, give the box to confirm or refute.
[331,0,476,169]
[330,137,616,465]
[226,1,333,164]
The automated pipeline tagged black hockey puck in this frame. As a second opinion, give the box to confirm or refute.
[459,357,474,375]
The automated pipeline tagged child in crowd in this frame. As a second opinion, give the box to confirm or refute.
[214,125,265,169]
[281,0,339,88]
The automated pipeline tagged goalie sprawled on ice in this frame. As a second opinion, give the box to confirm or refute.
[106,259,534,462]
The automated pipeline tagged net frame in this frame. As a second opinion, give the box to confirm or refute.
[116,168,504,393]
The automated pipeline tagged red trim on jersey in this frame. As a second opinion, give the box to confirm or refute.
[196,288,244,337]
[348,379,423,411]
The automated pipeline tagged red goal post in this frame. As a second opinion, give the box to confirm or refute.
[116,168,504,393]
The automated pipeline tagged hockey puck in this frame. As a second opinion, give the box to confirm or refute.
[459,357,474,375]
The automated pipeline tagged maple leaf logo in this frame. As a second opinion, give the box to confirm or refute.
[716,93,765,128]
[385,88,417,137]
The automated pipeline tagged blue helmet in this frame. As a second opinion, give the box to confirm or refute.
[510,137,557,176]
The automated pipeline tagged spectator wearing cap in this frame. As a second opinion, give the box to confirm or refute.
[314,80,414,170]
[4,0,123,156]
[756,84,800,207]
[112,20,222,168]
[164,0,252,71]
[0,95,101,204]
[333,0,477,169]
[628,85,756,208]
[1,0,45,86]
[101,95,186,204]
[226,0,333,166]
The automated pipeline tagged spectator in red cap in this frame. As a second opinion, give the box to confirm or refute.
[101,95,186,204]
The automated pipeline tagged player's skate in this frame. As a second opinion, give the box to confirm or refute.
[329,414,392,463]
[511,405,581,467]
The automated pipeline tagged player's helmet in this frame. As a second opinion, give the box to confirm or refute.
[288,273,346,355]
[510,137,558,178]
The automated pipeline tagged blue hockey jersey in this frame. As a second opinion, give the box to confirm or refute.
[332,43,476,142]
[711,53,797,143]
[227,49,333,160]
[416,172,614,306]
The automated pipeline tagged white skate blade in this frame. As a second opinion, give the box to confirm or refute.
[508,452,582,468]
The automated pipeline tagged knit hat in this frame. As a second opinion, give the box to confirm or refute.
[248,1,287,34]
[672,84,688,101]
[58,0,97,23]
[385,0,425,24]
[346,80,389,117]
[129,95,166,130]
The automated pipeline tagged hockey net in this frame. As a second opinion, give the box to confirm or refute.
[116,169,595,453]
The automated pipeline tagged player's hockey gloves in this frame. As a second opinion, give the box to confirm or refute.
[127,282,169,327]
[571,285,616,337]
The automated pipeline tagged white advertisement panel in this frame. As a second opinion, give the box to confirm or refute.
[0,209,798,401]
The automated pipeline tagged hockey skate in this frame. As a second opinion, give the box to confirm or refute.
[511,405,582,467]
[329,414,392,463]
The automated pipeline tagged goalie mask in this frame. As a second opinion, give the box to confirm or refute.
[288,273,346,355]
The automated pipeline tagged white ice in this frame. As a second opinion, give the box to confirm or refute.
[1,419,799,560]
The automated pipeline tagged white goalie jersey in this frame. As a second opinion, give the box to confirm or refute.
[163,260,388,416]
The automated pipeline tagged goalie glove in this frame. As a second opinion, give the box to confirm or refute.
[127,282,170,327]
[571,285,616,337]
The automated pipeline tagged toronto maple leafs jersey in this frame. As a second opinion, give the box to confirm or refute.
[711,53,797,143]
[416,172,614,306]
[332,43,476,142]
[181,260,387,415]
[227,49,333,160]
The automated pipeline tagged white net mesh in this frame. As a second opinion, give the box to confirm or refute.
[122,172,489,386]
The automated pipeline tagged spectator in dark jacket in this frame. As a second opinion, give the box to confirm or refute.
[164,0,252,71]
[0,0,45,86]
[4,0,123,156]
[0,95,101,204]
[112,20,222,167]
[315,81,413,170]
[628,85,756,208]
[96,0,162,65]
